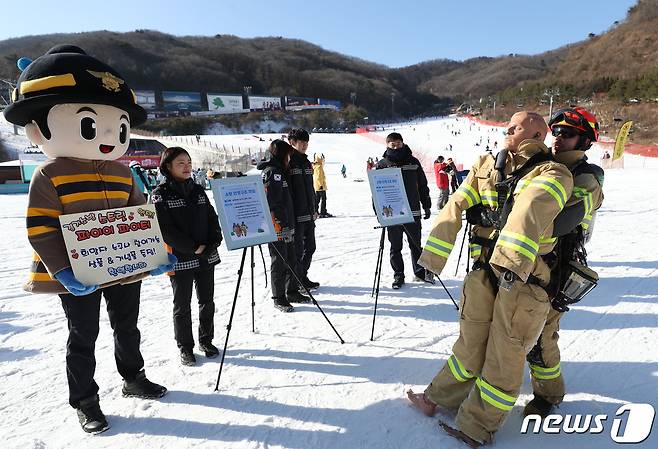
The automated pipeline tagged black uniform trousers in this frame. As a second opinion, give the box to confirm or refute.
[169,268,215,350]
[387,218,426,280]
[294,220,316,281]
[315,190,327,215]
[59,281,144,408]
[268,239,297,299]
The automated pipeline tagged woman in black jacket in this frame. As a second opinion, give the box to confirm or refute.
[257,140,310,313]
[152,147,223,366]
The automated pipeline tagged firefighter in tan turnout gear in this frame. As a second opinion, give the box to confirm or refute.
[524,107,604,417]
[407,111,574,447]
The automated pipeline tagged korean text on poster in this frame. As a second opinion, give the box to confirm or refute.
[59,205,169,285]
[210,176,277,250]
[368,167,414,226]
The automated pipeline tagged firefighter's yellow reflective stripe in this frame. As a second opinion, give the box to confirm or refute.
[476,377,517,411]
[27,225,58,237]
[539,236,557,245]
[573,187,593,215]
[497,230,538,261]
[469,243,482,258]
[480,190,499,207]
[425,236,454,258]
[514,179,531,195]
[529,176,568,208]
[530,363,561,380]
[447,355,475,382]
[581,213,592,230]
[455,183,481,208]
[27,207,61,217]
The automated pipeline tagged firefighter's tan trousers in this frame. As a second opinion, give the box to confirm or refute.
[528,308,565,404]
[424,268,550,443]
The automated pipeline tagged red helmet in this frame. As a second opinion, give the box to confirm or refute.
[548,107,599,143]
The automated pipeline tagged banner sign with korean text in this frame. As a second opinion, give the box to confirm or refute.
[367,167,414,226]
[210,176,277,250]
[59,205,169,285]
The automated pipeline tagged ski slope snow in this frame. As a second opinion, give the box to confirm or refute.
[0,116,656,449]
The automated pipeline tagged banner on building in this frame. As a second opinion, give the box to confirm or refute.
[206,94,248,114]
[249,96,282,112]
[318,98,343,110]
[285,96,322,111]
[135,90,157,110]
[162,91,203,113]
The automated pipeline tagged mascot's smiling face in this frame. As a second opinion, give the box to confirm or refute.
[25,103,131,160]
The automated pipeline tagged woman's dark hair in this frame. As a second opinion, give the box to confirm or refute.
[159,146,191,179]
[269,139,293,162]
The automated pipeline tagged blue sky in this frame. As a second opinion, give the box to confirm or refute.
[4,0,637,67]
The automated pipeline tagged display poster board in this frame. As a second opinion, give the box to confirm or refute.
[59,205,169,285]
[210,176,277,250]
[367,167,414,226]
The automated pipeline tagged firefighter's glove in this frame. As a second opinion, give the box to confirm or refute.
[55,268,99,296]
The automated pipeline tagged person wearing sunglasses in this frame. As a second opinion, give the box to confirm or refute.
[524,107,604,418]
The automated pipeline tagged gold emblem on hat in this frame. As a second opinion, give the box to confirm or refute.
[86,70,124,92]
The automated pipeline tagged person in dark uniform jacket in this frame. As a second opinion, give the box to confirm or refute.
[258,140,311,312]
[287,129,320,291]
[152,147,223,366]
[376,133,433,289]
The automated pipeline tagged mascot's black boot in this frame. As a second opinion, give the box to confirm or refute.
[122,370,167,399]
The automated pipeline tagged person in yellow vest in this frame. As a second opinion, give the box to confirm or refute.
[312,153,332,217]
[407,111,573,447]
[524,107,604,417]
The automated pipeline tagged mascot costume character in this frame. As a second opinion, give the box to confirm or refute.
[3,45,176,434]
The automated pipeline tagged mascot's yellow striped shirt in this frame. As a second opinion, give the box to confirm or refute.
[25,158,147,294]
[418,139,574,283]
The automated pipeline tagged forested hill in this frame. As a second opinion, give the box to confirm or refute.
[0,0,656,127]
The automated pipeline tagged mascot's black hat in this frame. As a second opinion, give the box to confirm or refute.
[3,44,146,126]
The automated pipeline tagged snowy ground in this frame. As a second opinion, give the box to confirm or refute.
[1,116,657,449]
